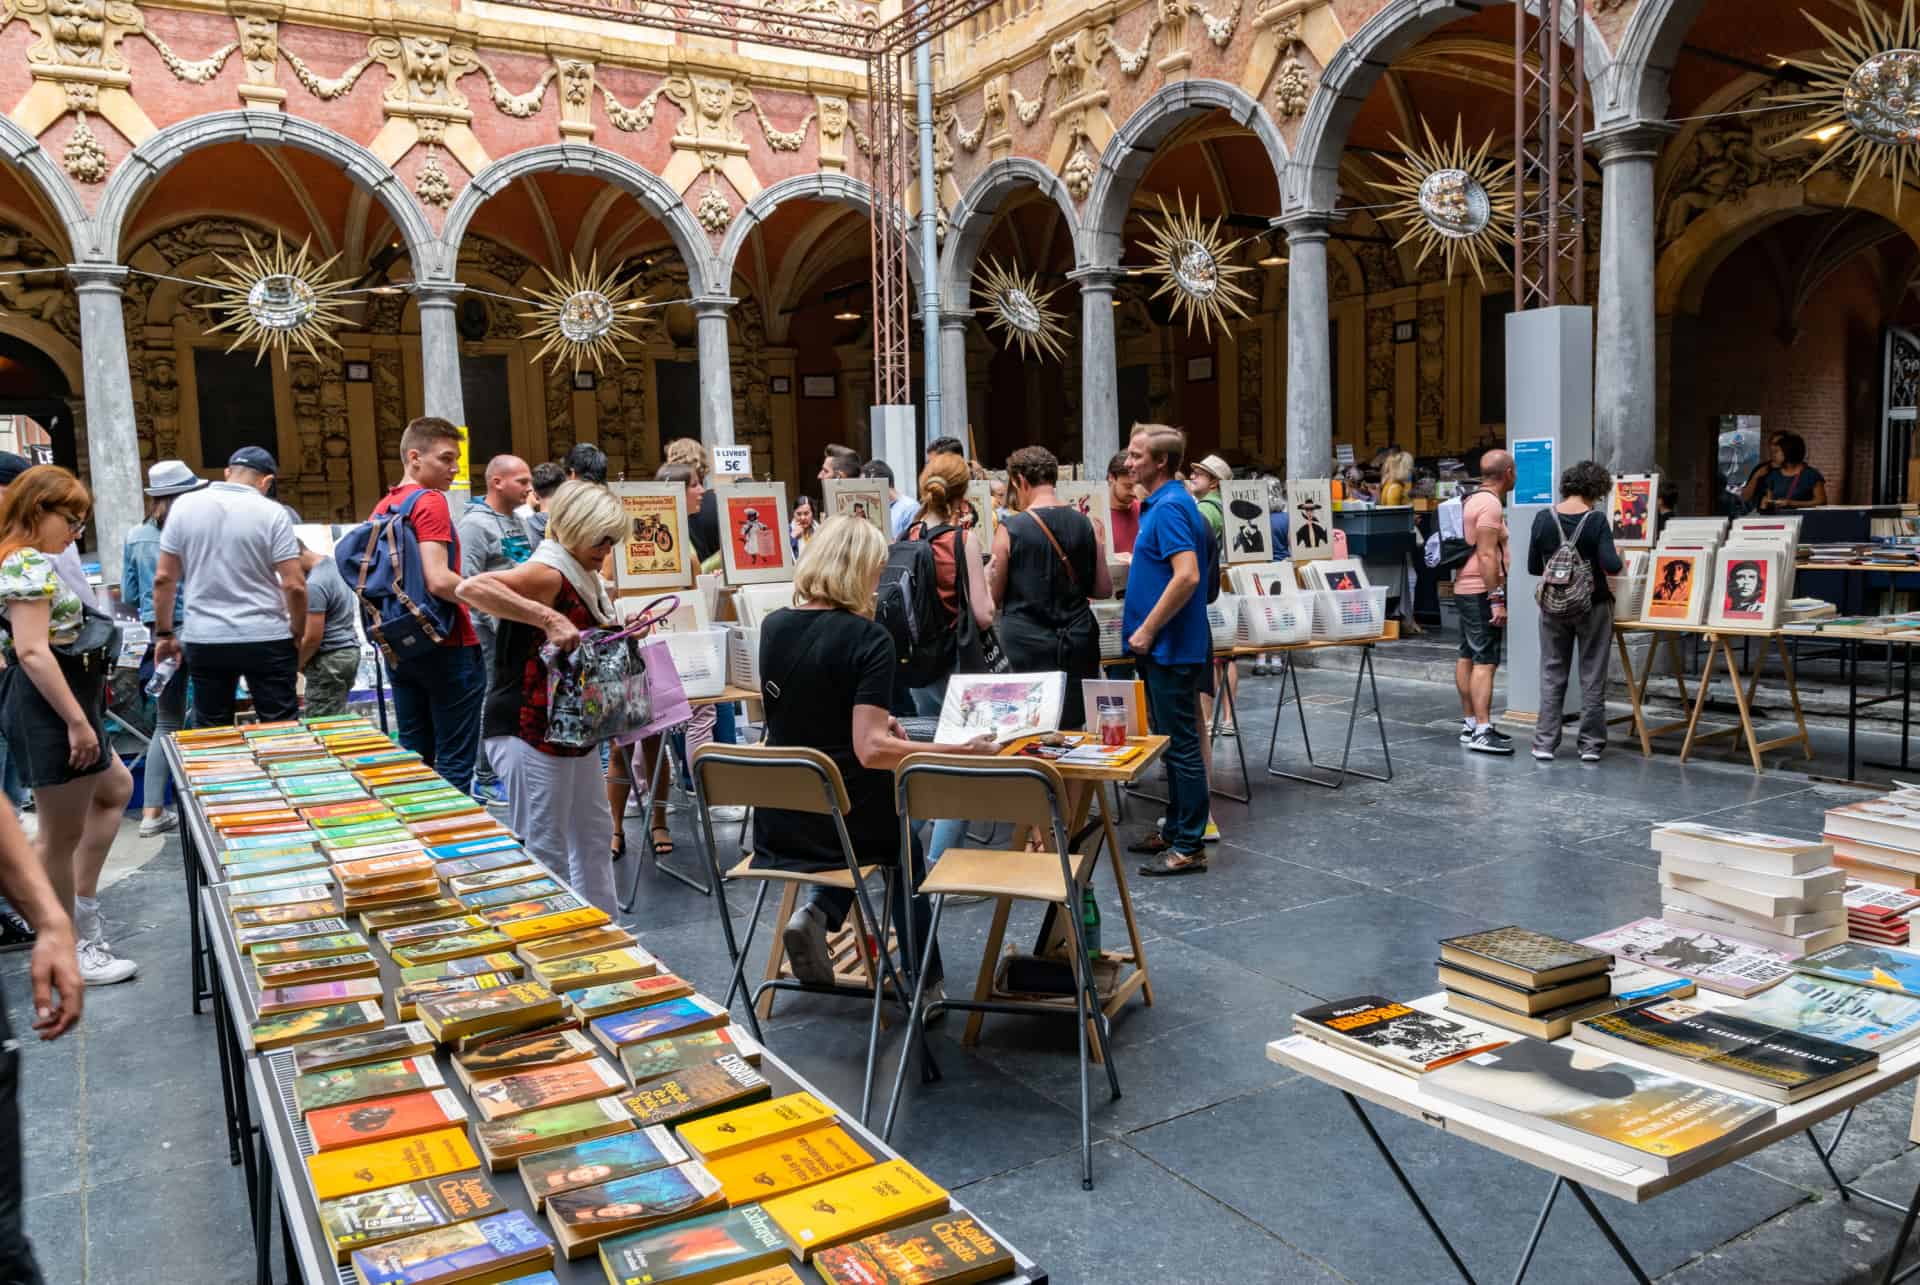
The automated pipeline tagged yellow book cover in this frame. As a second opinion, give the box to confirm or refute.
[761,1160,948,1259]
[675,1093,836,1162]
[498,907,612,943]
[700,1125,875,1205]
[515,925,638,966]
[306,1126,481,1201]
[710,1268,805,1285]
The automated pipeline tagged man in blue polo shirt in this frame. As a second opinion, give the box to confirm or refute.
[1121,424,1212,875]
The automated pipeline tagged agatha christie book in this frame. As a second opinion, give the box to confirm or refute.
[621,1056,771,1130]
[532,947,660,993]
[458,881,565,911]
[467,1058,627,1121]
[518,1126,690,1210]
[546,1162,726,1260]
[597,1205,788,1285]
[515,926,639,967]
[295,1023,436,1075]
[619,1028,762,1088]
[452,1028,597,1090]
[392,931,517,970]
[472,1096,634,1171]
[477,894,590,927]
[256,952,382,989]
[308,1126,483,1201]
[811,1213,1014,1285]
[591,996,730,1053]
[252,1000,386,1052]
[418,983,566,1044]
[398,974,518,1021]
[348,1208,554,1285]
[570,974,693,1020]
[258,977,385,1018]
[253,933,371,966]
[674,1093,835,1162]
[399,954,527,986]
[699,1125,875,1206]
[295,1056,447,1115]
[761,1159,949,1259]
[308,1088,471,1151]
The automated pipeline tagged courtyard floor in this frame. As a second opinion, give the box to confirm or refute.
[24,661,1920,1283]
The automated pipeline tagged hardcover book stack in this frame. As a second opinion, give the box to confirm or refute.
[1845,878,1920,945]
[1436,926,1619,1039]
[1651,823,1847,957]
[1825,793,1920,890]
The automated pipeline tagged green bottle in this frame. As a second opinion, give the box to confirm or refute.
[1081,887,1102,961]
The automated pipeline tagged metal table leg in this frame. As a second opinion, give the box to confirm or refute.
[209,964,243,1169]
[183,824,207,1016]
[1208,656,1250,805]
[1344,1092,1477,1285]
[1265,646,1393,789]
[617,725,714,911]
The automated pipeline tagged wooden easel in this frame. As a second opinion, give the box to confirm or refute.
[1611,625,1695,754]
[1680,629,1813,772]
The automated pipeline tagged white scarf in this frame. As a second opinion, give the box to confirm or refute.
[530,540,617,627]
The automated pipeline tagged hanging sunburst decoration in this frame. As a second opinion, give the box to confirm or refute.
[1371,119,1516,287]
[1137,193,1253,340]
[520,253,645,373]
[972,256,1068,362]
[1774,0,1920,209]
[201,236,354,366]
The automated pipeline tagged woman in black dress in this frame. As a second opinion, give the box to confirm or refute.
[988,446,1113,731]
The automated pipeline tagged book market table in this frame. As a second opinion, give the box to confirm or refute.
[1612,621,1813,773]
[1267,992,1920,1285]
[1809,623,1920,782]
[183,807,1051,1285]
[1240,635,1395,790]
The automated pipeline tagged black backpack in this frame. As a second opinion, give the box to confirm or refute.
[876,522,958,688]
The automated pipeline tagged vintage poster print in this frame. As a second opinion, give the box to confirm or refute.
[821,477,890,541]
[1644,553,1707,624]
[1610,473,1659,548]
[718,485,793,586]
[934,672,1065,745]
[1708,547,1781,629]
[963,479,999,550]
[1311,559,1369,592]
[1286,479,1334,561]
[1055,481,1112,552]
[610,483,691,592]
[1222,478,1272,565]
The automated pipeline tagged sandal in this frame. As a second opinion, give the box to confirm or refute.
[650,826,674,857]
[1138,851,1208,877]
[610,829,626,863]
[1127,830,1171,856]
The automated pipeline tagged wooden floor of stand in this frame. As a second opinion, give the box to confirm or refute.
[1613,622,1812,772]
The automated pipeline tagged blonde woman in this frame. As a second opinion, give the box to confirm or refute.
[754,517,993,995]
[457,481,625,912]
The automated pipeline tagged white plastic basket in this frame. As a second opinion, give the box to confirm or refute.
[1207,593,1240,652]
[1091,602,1126,661]
[1239,593,1315,646]
[1311,586,1388,640]
[726,626,762,692]
[664,628,728,699]
[1608,574,1647,624]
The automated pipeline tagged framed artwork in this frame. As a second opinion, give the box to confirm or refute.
[1286,478,1335,562]
[770,376,791,394]
[718,483,793,586]
[1055,481,1112,553]
[1185,355,1214,383]
[1229,562,1298,598]
[934,672,1065,746]
[1308,558,1369,592]
[1708,546,1782,630]
[344,361,372,383]
[961,479,998,551]
[1643,552,1709,625]
[801,374,836,399]
[1609,473,1659,549]
[1222,478,1272,565]
[609,482,693,592]
[572,370,596,391]
[822,477,891,542]
[735,582,796,630]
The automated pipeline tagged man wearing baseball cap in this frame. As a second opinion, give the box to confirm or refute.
[121,461,207,836]
[151,446,306,724]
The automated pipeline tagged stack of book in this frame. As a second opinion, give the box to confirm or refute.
[1652,822,1847,957]
[1825,796,1920,890]
[1436,926,1618,1039]
[1846,878,1920,945]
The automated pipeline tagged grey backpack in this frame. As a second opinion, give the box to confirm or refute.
[1535,510,1597,619]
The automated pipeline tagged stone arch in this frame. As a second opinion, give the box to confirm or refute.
[712,171,924,298]
[1599,0,1705,128]
[0,117,89,259]
[940,157,1081,311]
[1287,0,1608,214]
[93,111,434,266]
[1083,78,1287,266]
[442,144,713,296]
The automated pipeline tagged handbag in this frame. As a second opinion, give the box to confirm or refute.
[54,606,122,674]
[950,527,1011,675]
[541,595,680,749]
[630,636,693,739]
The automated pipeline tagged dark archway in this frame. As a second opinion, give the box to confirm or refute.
[0,333,76,470]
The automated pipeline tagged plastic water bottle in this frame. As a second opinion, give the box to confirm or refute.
[144,655,179,697]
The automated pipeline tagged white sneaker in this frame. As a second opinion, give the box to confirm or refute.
[709,805,748,822]
[137,811,178,838]
[79,938,138,986]
[1531,749,1554,762]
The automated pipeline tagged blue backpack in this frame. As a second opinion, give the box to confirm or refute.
[334,489,459,670]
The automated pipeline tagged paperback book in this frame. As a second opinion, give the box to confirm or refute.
[309,1088,471,1151]
[295,1023,435,1075]
[598,1204,787,1285]
[472,1096,634,1171]
[1570,1001,1877,1103]
[1292,996,1510,1074]
[591,996,730,1052]
[622,1055,772,1129]
[252,999,386,1052]
[675,1092,835,1161]
[570,973,692,1020]
[811,1213,1014,1285]
[547,1161,727,1260]
[467,1058,628,1121]
[620,1028,763,1088]
[1579,919,1794,997]
[308,1126,483,1201]
[348,1208,554,1285]
[1794,942,1920,996]
[700,1125,875,1206]
[452,1027,597,1089]
[294,1056,446,1115]
[1729,973,1920,1052]
[761,1159,948,1259]
[519,1126,690,1210]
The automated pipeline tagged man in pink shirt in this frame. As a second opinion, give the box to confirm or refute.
[1454,450,1514,754]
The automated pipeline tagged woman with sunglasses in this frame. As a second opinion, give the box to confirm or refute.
[0,466,136,985]
[457,481,626,912]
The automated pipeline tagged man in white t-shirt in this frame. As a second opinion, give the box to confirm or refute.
[1453,450,1514,754]
[152,446,307,724]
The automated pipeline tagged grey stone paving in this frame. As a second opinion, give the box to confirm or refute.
[23,666,1920,1283]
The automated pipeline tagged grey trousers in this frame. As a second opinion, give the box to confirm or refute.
[1535,601,1614,756]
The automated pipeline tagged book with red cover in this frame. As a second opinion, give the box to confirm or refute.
[307,1087,469,1152]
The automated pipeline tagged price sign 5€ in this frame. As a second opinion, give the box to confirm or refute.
[714,445,752,484]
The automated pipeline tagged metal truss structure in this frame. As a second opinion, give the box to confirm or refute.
[506,0,995,405]
[1513,0,1585,309]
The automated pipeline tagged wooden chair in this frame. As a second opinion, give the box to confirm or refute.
[689,742,923,1126]
[881,752,1122,1190]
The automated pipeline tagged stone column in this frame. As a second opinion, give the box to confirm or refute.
[1280,213,1334,479]
[939,313,970,448]
[1069,265,1124,469]
[1591,121,1672,477]
[68,264,142,581]
[414,282,467,426]
[693,296,737,449]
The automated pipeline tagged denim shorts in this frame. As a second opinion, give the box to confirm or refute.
[1456,592,1503,667]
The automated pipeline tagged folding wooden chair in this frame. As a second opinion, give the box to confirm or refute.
[881,752,1122,1190]
[690,742,923,1126]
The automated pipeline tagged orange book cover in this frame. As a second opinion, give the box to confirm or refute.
[224,820,313,836]
[304,799,394,822]
[500,908,612,943]
[307,1087,468,1152]
[213,809,301,830]
[337,853,437,884]
[468,1057,628,1121]
[700,1125,875,1206]
[306,1126,481,1200]
[761,1160,949,1259]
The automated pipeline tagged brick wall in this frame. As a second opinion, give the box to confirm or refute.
[1666,232,1887,509]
